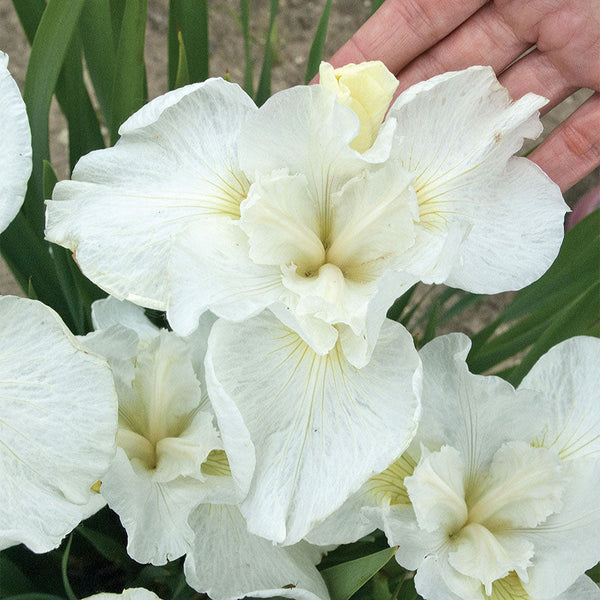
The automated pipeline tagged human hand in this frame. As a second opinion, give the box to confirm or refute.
[329,0,600,192]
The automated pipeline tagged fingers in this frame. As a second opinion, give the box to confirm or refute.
[499,49,575,113]
[529,93,600,192]
[394,2,530,91]
[328,0,487,74]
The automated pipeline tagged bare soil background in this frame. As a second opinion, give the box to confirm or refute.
[0,0,597,336]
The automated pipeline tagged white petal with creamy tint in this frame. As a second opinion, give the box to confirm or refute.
[91,296,159,340]
[492,574,600,600]
[417,334,544,475]
[167,220,282,335]
[0,297,117,552]
[238,155,418,366]
[99,448,210,564]
[388,66,568,292]
[45,78,256,309]
[238,84,364,191]
[206,311,421,545]
[0,52,31,233]
[184,504,329,600]
[515,459,600,598]
[414,554,483,600]
[405,446,467,534]
[520,336,600,461]
[468,442,563,530]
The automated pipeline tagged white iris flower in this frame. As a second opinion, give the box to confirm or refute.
[307,335,600,600]
[0,297,117,553]
[0,51,31,233]
[46,62,566,367]
[205,311,422,546]
[85,298,330,600]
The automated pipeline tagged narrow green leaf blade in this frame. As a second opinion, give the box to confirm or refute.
[22,0,86,232]
[61,536,77,600]
[507,282,600,385]
[171,0,209,84]
[10,0,46,43]
[322,547,398,600]
[386,284,418,322]
[239,0,253,96]
[305,0,332,83]
[57,32,106,171]
[110,0,148,144]
[174,30,190,89]
[255,0,279,106]
[371,0,385,14]
[468,210,600,373]
[80,0,117,128]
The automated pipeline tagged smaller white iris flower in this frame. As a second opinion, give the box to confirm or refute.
[307,335,600,600]
[83,298,331,600]
[46,61,567,368]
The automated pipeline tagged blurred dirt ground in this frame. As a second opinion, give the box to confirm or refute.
[0,0,598,335]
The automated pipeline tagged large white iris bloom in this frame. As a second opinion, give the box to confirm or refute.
[84,298,330,600]
[0,296,117,553]
[307,335,600,600]
[46,63,566,367]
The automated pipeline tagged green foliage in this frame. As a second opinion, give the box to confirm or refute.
[468,209,600,384]
[305,0,332,83]
[321,547,398,600]
[255,0,279,106]
[168,0,209,90]
[239,0,254,96]
[80,0,118,130]
[110,0,148,144]
[22,0,86,230]
[60,536,77,600]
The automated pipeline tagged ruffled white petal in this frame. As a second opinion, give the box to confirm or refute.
[184,504,329,600]
[91,296,159,340]
[238,84,365,194]
[167,220,282,335]
[520,336,600,461]
[0,52,31,234]
[417,334,545,476]
[45,78,256,309]
[100,447,216,565]
[468,442,563,530]
[205,312,421,545]
[384,504,447,571]
[389,66,568,293]
[516,459,600,598]
[405,446,468,534]
[304,482,381,546]
[414,554,483,600]
[0,297,117,552]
